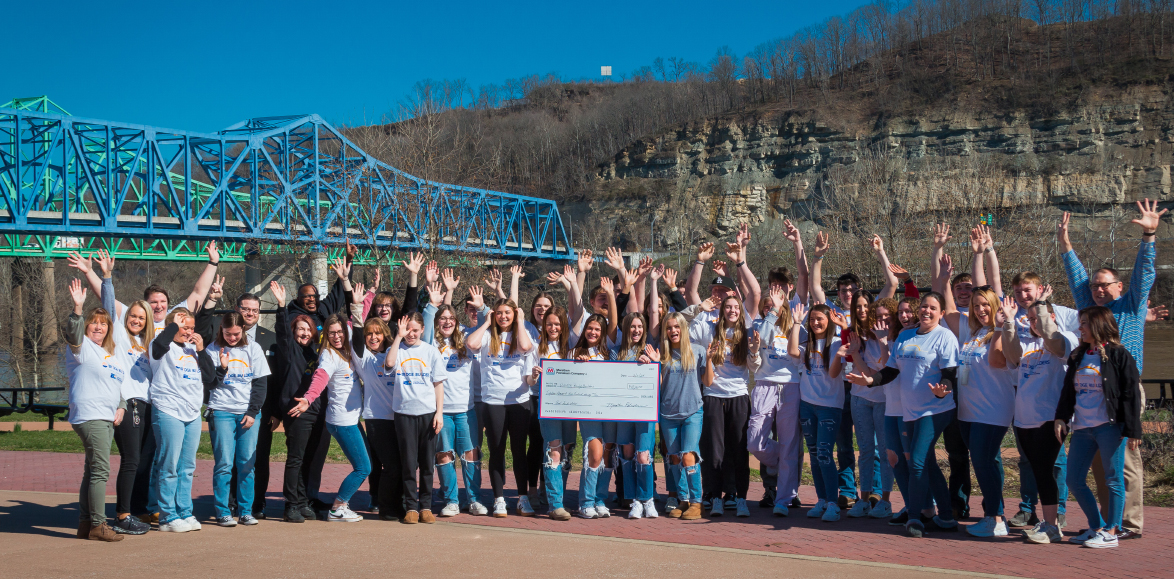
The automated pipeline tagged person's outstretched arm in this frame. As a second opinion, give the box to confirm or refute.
[1057,212,1093,309]
[810,231,829,305]
[930,223,950,294]
[184,241,221,313]
[1124,198,1164,313]
[980,224,1003,298]
[969,226,987,288]
[873,235,899,300]
[783,220,809,305]
[685,242,713,306]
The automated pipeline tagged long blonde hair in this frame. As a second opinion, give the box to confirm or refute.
[488,299,519,358]
[124,300,155,348]
[967,288,1000,346]
[711,296,749,367]
[659,312,695,374]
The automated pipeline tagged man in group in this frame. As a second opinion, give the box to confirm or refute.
[1057,199,1164,540]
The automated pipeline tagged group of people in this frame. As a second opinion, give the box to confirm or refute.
[61,200,1162,550]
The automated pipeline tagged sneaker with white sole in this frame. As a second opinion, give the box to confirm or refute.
[821,503,842,522]
[806,499,828,518]
[735,498,750,518]
[773,503,790,517]
[1069,528,1097,545]
[1082,529,1118,549]
[517,495,535,517]
[595,505,611,518]
[468,502,488,516]
[328,505,363,522]
[868,500,893,519]
[627,500,644,519]
[888,507,909,526]
[182,516,202,531]
[440,503,460,517]
[966,516,1008,537]
[238,514,259,526]
[159,519,192,533]
[578,506,598,519]
[642,499,658,519]
[492,497,508,518]
[665,497,679,513]
[1024,522,1062,544]
[847,499,871,518]
[709,500,724,517]
[215,515,237,527]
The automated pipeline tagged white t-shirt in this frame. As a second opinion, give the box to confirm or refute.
[703,327,751,398]
[956,307,971,344]
[887,325,960,422]
[688,310,719,345]
[206,341,271,414]
[799,337,842,408]
[849,339,887,404]
[392,341,448,416]
[319,348,361,426]
[67,339,127,424]
[112,325,152,402]
[957,327,1015,427]
[1014,304,1079,340]
[883,341,904,417]
[353,347,395,421]
[149,341,204,422]
[1012,331,1078,429]
[479,331,534,405]
[439,335,476,414]
[752,316,799,384]
[1072,351,1110,430]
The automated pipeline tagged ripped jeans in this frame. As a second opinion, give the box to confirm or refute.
[539,418,578,510]
[615,421,657,502]
[799,401,842,502]
[437,408,482,508]
[660,411,703,503]
[578,420,617,510]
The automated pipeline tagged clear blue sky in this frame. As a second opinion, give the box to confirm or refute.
[2,0,871,132]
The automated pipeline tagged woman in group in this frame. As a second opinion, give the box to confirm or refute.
[423,275,489,517]
[524,305,575,521]
[614,312,658,518]
[996,291,1077,544]
[655,304,712,521]
[1058,306,1143,549]
[845,291,961,538]
[467,296,536,517]
[749,286,805,517]
[870,297,908,523]
[570,311,617,518]
[205,312,271,527]
[797,304,845,521]
[64,279,128,542]
[697,295,761,518]
[842,289,892,520]
[350,309,406,521]
[512,265,555,510]
[150,307,216,533]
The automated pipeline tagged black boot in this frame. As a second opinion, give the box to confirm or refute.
[758,473,777,508]
[284,504,305,523]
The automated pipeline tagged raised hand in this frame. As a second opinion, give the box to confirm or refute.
[427,281,444,307]
[737,222,751,249]
[208,275,225,302]
[68,278,86,310]
[270,281,286,308]
[599,276,615,295]
[404,252,426,275]
[353,282,366,298]
[545,269,565,286]
[622,267,639,290]
[725,241,741,263]
[1147,300,1169,322]
[998,295,1017,323]
[469,286,485,309]
[747,330,761,352]
[604,247,626,272]
[847,331,862,356]
[345,241,358,262]
[331,257,351,280]
[1057,212,1072,252]
[664,267,679,289]
[870,234,884,253]
[978,223,994,250]
[425,260,440,284]
[769,285,786,311]
[638,256,654,277]
[711,259,728,278]
[397,316,410,337]
[95,249,115,278]
[373,268,382,290]
[932,223,951,249]
[696,242,715,262]
[970,226,984,254]
[783,220,801,244]
[791,301,807,324]
[206,240,220,263]
[643,344,660,363]
[813,231,830,258]
[828,309,848,329]
[929,382,952,399]
[65,251,92,274]
[650,264,665,281]
[706,339,723,363]
[577,249,594,273]
[873,317,890,344]
[442,268,460,292]
[888,263,910,281]
[699,296,720,312]
[219,348,230,367]
[1039,284,1054,303]
[483,268,503,292]
[509,264,525,282]
[1132,198,1168,232]
[938,254,954,282]
[191,333,205,352]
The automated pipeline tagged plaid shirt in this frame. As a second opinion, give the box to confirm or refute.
[1061,242,1155,373]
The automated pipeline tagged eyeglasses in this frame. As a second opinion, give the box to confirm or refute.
[238,307,259,315]
[374,303,393,310]
[1090,282,1120,290]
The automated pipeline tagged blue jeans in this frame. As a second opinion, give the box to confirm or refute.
[1016,428,1068,515]
[1067,422,1127,531]
[661,411,703,502]
[325,423,372,504]
[799,401,842,501]
[539,418,578,510]
[616,421,657,502]
[209,410,261,518]
[885,416,911,504]
[578,420,616,510]
[959,421,1007,518]
[850,396,890,497]
[836,386,857,498]
[438,408,482,507]
[905,410,955,520]
[152,409,200,524]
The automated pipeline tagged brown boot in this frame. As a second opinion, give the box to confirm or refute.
[680,502,702,520]
[78,521,92,539]
[402,510,419,524]
[138,512,159,525]
[668,502,686,519]
[419,510,436,524]
[88,522,124,542]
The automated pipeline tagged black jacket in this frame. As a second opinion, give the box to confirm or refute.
[269,304,321,417]
[1057,344,1143,439]
[288,277,350,330]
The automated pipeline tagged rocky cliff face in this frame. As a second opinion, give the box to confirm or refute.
[590,87,1174,241]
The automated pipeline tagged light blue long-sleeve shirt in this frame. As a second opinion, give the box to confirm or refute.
[1061,241,1155,373]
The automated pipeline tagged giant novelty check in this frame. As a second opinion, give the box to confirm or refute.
[538,359,660,422]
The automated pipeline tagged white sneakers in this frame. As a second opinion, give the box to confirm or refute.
[627,500,645,519]
[821,503,842,522]
[468,502,489,516]
[327,505,363,522]
[966,517,1009,537]
[578,506,598,519]
[595,505,611,518]
[642,499,659,519]
[846,499,871,518]
[1024,522,1063,544]
[159,519,192,533]
[492,497,508,518]
[1082,529,1119,549]
[182,516,202,531]
[868,500,893,519]
[735,498,750,518]
[440,502,460,517]
[517,495,535,517]
[807,499,828,518]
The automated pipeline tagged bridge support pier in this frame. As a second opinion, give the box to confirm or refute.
[40,260,58,348]
[310,251,329,297]
[244,253,263,297]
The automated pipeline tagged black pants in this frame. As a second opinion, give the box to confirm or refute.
[366,419,405,518]
[943,418,972,514]
[282,404,326,509]
[701,395,751,499]
[112,399,155,515]
[526,397,543,493]
[1015,424,1064,506]
[480,402,531,498]
[395,412,437,512]
[364,421,383,510]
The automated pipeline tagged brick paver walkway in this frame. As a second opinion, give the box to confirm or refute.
[2,450,1168,578]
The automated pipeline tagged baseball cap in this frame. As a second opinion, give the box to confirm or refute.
[710,276,736,289]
